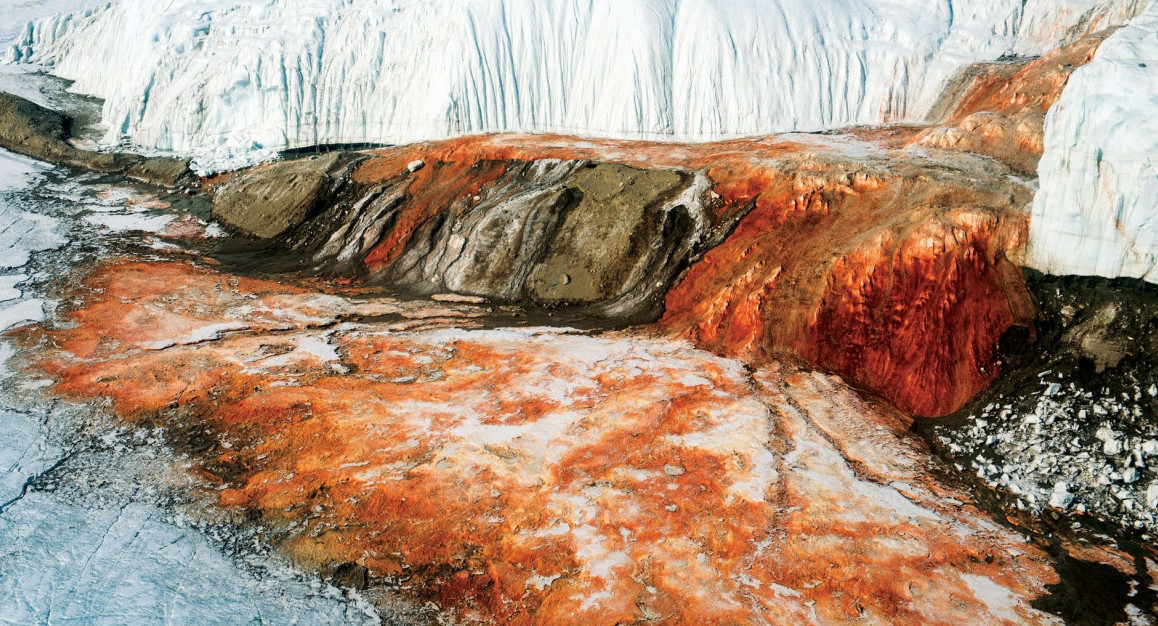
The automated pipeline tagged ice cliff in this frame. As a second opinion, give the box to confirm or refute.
[2,0,1134,171]
[1027,2,1158,283]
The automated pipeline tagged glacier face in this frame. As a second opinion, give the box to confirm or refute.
[1015,0,1149,55]
[1026,2,1158,283]
[0,0,1105,171]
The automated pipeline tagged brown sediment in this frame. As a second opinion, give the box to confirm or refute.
[22,256,1063,624]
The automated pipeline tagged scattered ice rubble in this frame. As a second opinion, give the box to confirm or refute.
[940,374,1158,533]
[2,0,1146,173]
[0,148,379,624]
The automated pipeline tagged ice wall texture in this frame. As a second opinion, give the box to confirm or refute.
[1015,0,1150,54]
[3,0,1122,171]
[1027,3,1158,283]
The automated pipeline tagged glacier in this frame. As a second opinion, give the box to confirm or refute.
[1014,0,1150,55]
[1026,2,1158,283]
[3,0,1140,172]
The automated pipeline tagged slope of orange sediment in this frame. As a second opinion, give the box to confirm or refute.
[23,257,1061,624]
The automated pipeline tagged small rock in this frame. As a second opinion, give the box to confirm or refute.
[407,159,425,173]
[1123,467,1139,484]
[664,465,686,477]
[1142,440,1158,457]
[1097,427,1124,456]
[1044,383,1062,396]
[1049,486,1074,510]
[1148,483,1158,509]
[330,562,370,590]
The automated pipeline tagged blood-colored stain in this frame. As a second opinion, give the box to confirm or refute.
[914,32,1112,173]
[21,258,1062,624]
[660,161,1033,416]
[329,133,1035,416]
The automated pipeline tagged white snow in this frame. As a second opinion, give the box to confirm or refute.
[0,151,66,269]
[3,0,1133,172]
[1027,2,1158,283]
[83,211,177,234]
[0,298,44,331]
[0,499,377,625]
[0,275,27,303]
[961,574,1023,624]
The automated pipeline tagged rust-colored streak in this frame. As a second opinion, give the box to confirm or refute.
[947,34,1107,123]
[358,158,510,271]
[335,133,1034,416]
[915,32,1113,173]
[660,158,1033,416]
[25,258,1060,624]
[806,212,1034,416]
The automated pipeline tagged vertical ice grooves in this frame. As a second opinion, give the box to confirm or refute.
[1,0,1143,172]
[1026,1,1158,283]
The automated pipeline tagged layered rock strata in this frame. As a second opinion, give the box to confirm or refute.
[213,134,1034,417]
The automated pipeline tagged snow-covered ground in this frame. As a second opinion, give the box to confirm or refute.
[0,149,380,625]
[2,0,1141,172]
[1027,1,1158,284]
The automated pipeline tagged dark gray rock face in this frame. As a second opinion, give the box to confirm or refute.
[211,153,363,238]
[0,91,130,171]
[924,273,1158,532]
[278,158,722,322]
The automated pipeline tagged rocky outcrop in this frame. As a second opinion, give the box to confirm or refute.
[0,91,193,185]
[0,91,135,172]
[211,153,363,238]
[279,151,721,321]
[222,134,1034,417]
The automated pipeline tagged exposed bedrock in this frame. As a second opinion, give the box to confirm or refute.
[0,91,193,186]
[211,135,1035,417]
[211,152,366,239]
